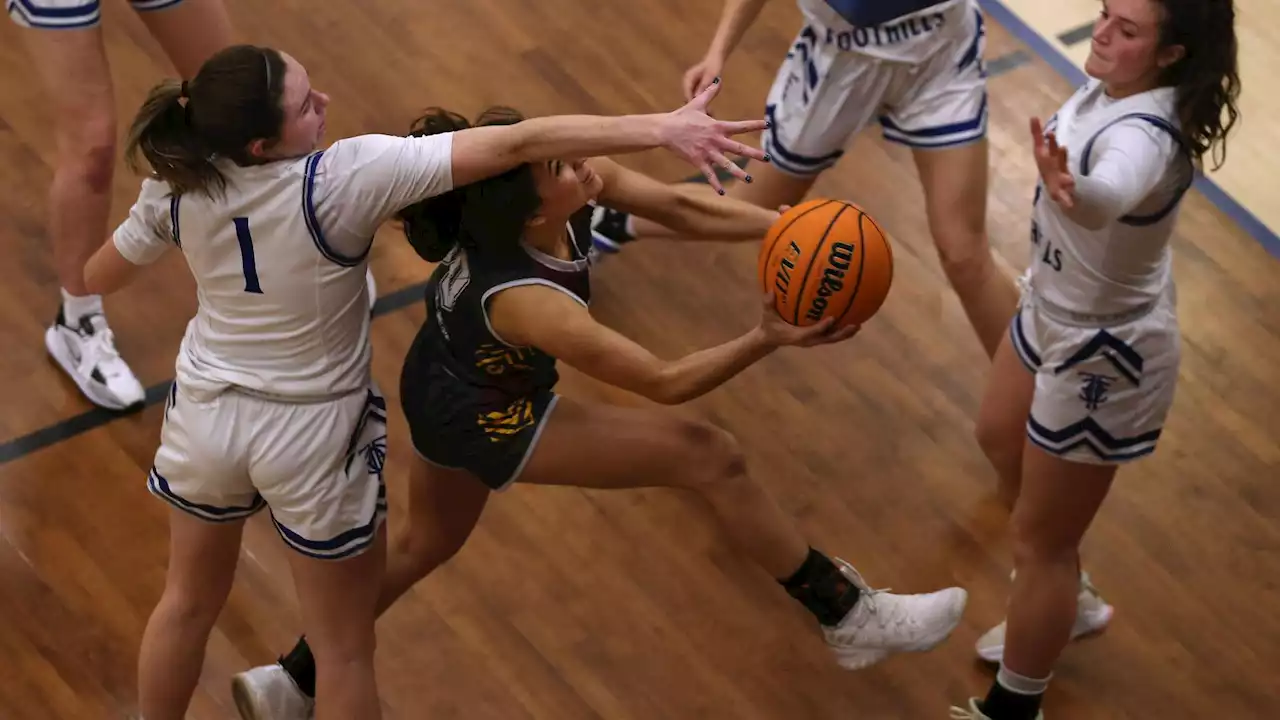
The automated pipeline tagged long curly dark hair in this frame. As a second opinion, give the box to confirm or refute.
[396,106,542,262]
[1154,0,1241,170]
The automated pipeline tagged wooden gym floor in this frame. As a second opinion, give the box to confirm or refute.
[1,0,1277,718]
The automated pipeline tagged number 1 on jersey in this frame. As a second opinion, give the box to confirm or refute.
[232,217,264,294]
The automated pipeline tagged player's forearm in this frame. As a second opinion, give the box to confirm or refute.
[705,0,770,60]
[649,327,775,404]
[509,114,671,165]
[84,239,146,296]
[636,185,779,240]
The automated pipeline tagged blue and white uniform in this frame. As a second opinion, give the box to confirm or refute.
[113,132,454,558]
[763,0,988,176]
[1012,79,1194,465]
[6,0,184,30]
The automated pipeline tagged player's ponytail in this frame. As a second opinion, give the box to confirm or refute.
[1155,0,1241,170]
[124,45,287,196]
[398,107,542,263]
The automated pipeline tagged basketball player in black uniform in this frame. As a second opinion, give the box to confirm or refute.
[233,106,971,717]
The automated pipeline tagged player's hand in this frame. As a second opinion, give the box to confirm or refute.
[682,56,725,101]
[658,79,769,195]
[757,292,860,348]
[1031,117,1076,210]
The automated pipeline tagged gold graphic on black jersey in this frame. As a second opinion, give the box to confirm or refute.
[477,397,536,440]
[474,343,536,376]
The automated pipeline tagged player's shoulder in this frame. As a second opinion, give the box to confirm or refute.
[136,174,175,203]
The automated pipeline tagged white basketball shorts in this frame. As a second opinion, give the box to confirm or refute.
[762,0,988,176]
[1009,287,1181,465]
[147,382,389,560]
[7,0,184,30]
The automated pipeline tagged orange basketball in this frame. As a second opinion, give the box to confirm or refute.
[757,198,894,329]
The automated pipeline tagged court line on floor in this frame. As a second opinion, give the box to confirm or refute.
[0,49,1038,467]
[979,0,1280,260]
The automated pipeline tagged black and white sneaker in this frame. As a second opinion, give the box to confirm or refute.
[45,307,145,412]
[590,205,635,259]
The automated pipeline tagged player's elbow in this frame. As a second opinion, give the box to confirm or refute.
[641,365,696,405]
[655,192,703,235]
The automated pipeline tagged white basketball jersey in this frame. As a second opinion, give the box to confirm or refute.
[795,0,969,63]
[1028,80,1193,317]
[113,133,455,402]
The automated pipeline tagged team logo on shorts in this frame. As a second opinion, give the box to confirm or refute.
[361,433,387,476]
[478,398,536,440]
[1077,372,1116,412]
[475,343,536,376]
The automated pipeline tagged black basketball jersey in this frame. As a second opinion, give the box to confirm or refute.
[413,204,595,397]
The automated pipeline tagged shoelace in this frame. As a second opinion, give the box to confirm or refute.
[80,324,126,376]
[833,560,897,628]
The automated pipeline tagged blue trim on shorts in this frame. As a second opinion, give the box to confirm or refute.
[129,0,185,11]
[957,6,986,74]
[269,480,388,560]
[1051,329,1144,387]
[763,104,845,176]
[1009,311,1041,372]
[146,467,267,523]
[7,0,100,28]
[1026,415,1162,463]
[879,94,988,149]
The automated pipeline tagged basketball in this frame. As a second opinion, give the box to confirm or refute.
[757,198,894,329]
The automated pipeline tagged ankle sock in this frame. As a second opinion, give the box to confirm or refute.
[278,636,316,698]
[979,664,1049,720]
[61,288,103,324]
[779,547,862,627]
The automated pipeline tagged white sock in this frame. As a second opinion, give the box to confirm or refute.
[996,664,1051,695]
[61,288,104,324]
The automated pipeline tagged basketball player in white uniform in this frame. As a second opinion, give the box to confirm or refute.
[8,0,381,414]
[7,0,234,413]
[954,1,1240,718]
[80,44,767,720]
[595,0,1019,362]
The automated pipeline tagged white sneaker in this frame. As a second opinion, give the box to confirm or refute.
[45,308,145,412]
[366,267,378,313]
[974,571,1115,663]
[821,559,969,670]
[231,664,314,720]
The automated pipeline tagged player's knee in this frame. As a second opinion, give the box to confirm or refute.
[56,113,117,192]
[975,415,1017,470]
[674,420,748,493]
[158,581,228,632]
[393,522,468,580]
[1009,507,1079,569]
[932,223,993,287]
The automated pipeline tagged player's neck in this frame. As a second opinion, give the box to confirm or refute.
[523,219,572,260]
[1103,73,1160,100]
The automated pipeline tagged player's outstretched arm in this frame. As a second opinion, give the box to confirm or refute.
[451,80,768,195]
[590,157,781,240]
[488,285,857,406]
